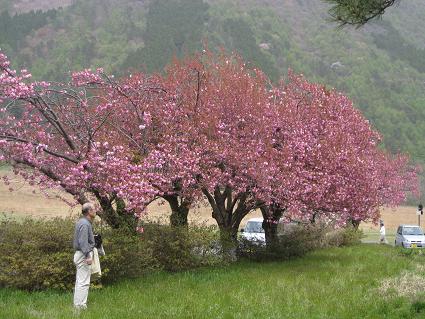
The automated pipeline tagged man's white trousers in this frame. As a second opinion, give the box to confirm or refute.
[73,251,91,308]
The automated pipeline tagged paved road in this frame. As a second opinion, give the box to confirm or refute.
[362,240,395,246]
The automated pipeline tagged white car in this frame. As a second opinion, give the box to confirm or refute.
[239,218,297,244]
[395,225,425,248]
[240,218,265,244]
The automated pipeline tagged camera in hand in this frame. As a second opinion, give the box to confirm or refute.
[94,234,103,249]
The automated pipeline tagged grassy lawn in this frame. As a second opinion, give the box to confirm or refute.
[1,244,425,318]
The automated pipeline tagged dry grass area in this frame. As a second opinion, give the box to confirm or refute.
[0,170,79,218]
[0,169,420,228]
[378,264,425,299]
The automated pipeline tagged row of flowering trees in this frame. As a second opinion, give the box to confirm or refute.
[0,49,420,244]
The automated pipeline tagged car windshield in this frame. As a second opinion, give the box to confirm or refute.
[402,227,424,236]
[245,221,264,233]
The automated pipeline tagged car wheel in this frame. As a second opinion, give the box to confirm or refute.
[402,242,405,248]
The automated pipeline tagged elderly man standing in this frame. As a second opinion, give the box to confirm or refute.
[73,202,96,310]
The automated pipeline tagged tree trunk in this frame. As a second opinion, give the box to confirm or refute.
[350,218,361,230]
[310,212,318,224]
[163,194,190,227]
[94,192,137,231]
[115,197,138,230]
[260,205,285,248]
[202,186,252,257]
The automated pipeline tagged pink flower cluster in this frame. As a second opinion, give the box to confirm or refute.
[0,52,35,100]
[71,68,104,86]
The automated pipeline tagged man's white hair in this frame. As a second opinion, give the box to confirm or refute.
[82,202,95,215]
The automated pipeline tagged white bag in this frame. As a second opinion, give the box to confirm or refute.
[90,248,102,277]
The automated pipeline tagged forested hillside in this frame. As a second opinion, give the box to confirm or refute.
[1,0,424,166]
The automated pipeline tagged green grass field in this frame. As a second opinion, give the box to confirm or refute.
[1,244,425,319]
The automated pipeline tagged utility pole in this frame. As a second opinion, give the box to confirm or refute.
[418,204,423,227]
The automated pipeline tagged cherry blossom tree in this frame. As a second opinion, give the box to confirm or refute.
[92,65,204,227]
[107,53,275,234]
[0,50,157,229]
[259,74,420,244]
[159,53,275,240]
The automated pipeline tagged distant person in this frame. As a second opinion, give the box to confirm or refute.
[73,202,96,310]
[379,220,387,244]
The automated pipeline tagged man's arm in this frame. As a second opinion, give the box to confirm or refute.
[78,224,93,263]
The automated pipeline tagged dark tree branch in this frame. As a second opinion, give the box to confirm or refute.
[13,158,88,204]
[326,0,399,28]
[0,134,79,163]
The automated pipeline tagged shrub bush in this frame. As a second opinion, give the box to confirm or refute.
[0,214,364,290]
[237,224,327,261]
[100,222,223,283]
[139,222,223,272]
[325,227,364,247]
[98,228,159,284]
[0,216,223,290]
[0,216,75,291]
[237,224,365,261]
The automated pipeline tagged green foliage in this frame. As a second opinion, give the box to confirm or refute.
[325,0,399,27]
[140,222,222,272]
[0,217,223,290]
[100,222,223,283]
[239,225,364,262]
[373,21,425,73]
[0,9,56,51]
[123,0,209,73]
[205,3,284,82]
[0,216,75,291]
[221,17,278,81]
[98,228,159,284]
[5,1,145,80]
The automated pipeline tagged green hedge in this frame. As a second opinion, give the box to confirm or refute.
[0,216,223,290]
[238,224,363,262]
[237,224,327,261]
[0,217,75,291]
[0,215,363,291]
